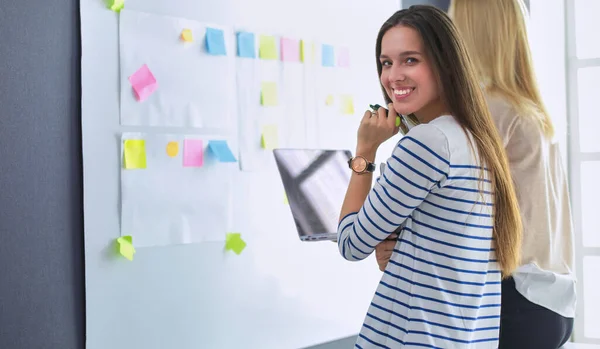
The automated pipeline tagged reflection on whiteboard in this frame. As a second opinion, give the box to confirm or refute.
[119,10,235,129]
[120,133,233,247]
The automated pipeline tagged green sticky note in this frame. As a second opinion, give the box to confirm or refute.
[260,82,278,106]
[117,236,136,261]
[123,139,147,169]
[259,35,277,60]
[325,94,334,106]
[300,40,315,63]
[225,233,247,255]
[341,95,355,115]
[261,124,279,150]
[107,0,124,12]
[395,116,401,127]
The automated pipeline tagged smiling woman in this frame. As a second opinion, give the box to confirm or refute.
[336,5,522,348]
[378,28,449,123]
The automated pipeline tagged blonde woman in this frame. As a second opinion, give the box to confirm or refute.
[374,0,576,348]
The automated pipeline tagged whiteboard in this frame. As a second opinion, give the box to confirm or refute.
[80,0,401,348]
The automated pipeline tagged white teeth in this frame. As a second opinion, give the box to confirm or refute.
[393,88,412,96]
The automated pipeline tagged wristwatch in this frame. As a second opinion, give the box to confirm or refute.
[348,155,376,174]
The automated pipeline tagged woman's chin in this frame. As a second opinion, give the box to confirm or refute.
[392,103,415,116]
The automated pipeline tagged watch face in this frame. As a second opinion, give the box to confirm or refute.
[351,157,367,172]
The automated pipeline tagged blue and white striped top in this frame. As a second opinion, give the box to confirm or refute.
[338,115,500,349]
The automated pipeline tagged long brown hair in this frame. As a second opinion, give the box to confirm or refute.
[376,6,522,277]
[450,0,554,138]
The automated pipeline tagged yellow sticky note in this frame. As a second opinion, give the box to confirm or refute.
[181,29,193,42]
[300,40,315,63]
[261,124,279,150]
[166,141,179,157]
[117,236,135,261]
[225,233,247,255]
[259,35,277,60]
[325,94,335,106]
[261,82,278,106]
[341,95,355,115]
[123,139,147,169]
[283,193,289,205]
[108,0,124,12]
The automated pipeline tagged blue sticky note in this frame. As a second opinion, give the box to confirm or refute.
[208,140,237,163]
[237,32,256,58]
[322,44,335,67]
[205,27,227,56]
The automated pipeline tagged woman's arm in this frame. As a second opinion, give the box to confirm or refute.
[337,124,450,261]
[338,147,377,220]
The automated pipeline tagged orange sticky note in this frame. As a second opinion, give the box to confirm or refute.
[166,141,179,157]
[181,29,193,42]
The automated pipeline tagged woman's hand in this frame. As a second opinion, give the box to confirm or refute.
[357,103,399,154]
[375,234,397,272]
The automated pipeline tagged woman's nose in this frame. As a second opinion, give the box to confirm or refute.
[388,66,407,82]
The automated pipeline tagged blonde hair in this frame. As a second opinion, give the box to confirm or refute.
[449,0,555,138]
[377,6,522,277]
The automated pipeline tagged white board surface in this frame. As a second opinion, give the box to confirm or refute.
[81,0,401,348]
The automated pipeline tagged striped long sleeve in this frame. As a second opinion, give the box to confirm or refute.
[337,124,450,261]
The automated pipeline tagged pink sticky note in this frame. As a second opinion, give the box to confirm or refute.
[281,38,300,62]
[337,47,350,67]
[128,64,158,102]
[183,139,204,167]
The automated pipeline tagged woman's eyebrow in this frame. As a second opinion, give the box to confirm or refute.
[379,51,422,59]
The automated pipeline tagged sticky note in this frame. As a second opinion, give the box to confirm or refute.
[181,29,193,42]
[237,31,256,58]
[205,27,227,55]
[261,124,279,150]
[341,95,355,115]
[183,139,204,167]
[259,35,277,60]
[281,38,300,62]
[166,141,179,157]
[208,140,237,162]
[322,44,335,67]
[128,64,158,102]
[108,0,124,12]
[283,193,289,205]
[300,40,315,63]
[395,116,401,127]
[225,233,246,255]
[325,94,335,106]
[337,47,350,67]
[117,236,135,261]
[123,139,147,169]
[260,82,278,106]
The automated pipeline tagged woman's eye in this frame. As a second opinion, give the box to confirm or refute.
[381,60,392,67]
[405,57,418,64]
